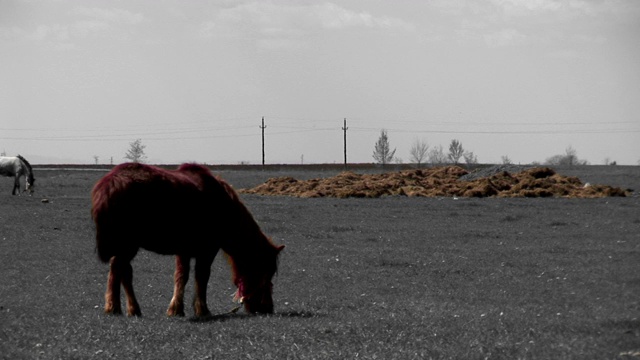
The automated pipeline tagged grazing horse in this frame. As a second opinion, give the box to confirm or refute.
[91,162,284,317]
[0,155,35,195]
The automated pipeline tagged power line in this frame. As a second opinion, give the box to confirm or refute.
[349,127,640,135]
[1,117,638,143]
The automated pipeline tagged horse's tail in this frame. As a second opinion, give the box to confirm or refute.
[91,170,124,263]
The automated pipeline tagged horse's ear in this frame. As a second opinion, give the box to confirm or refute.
[276,245,285,253]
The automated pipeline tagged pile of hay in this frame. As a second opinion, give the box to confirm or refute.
[240,166,629,199]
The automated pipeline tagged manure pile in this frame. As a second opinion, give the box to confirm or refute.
[239,166,629,198]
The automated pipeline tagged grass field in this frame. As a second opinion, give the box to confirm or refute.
[0,166,639,359]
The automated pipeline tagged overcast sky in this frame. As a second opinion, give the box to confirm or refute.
[1,0,639,165]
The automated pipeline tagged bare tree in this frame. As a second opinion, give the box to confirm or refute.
[545,154,564,165]
[603,157,617,166]
[372,129,396,166]
[564,146,578,165]
[427,145,447,165]
[447,139,465,164]
[124,139,147,163]
[463,151,478,165]
[545,146,588,166]
[93,155,99,165]
[409,138,429,167]
[501,155,512,165]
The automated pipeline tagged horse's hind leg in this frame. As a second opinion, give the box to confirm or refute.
[105,257,141,316]
[120,260,141,316]
[104,257,123,315]
[193,254,215,317]
[167,255,190,316]
[12,177,19,196]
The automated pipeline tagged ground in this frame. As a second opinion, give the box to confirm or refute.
[0,165,638,359]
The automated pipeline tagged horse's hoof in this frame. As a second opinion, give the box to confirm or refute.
[194,310,212,318]
[167,304,185,317]
[104,308,122,316]
[126,306,141,317]
[167,310,185,317]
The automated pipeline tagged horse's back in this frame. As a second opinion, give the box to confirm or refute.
[0,157,18,177]
[92,163,212,261]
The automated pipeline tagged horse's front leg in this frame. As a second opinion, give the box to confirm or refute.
[193,253,216,317]
[167,255,190,316]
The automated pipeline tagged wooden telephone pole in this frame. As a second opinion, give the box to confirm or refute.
[260,117,267,166]
[342,118,348,168]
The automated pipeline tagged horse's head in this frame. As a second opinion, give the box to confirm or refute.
[24,176,35,195]
[234,244,285,314]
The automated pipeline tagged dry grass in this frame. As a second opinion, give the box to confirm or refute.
[240,166,629,198]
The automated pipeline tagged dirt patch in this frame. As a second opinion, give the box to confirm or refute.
[239,166,630,198]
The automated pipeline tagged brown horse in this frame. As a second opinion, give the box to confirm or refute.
[91,162,284,317]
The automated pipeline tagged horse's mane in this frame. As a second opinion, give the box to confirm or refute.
[177,163,244,206]
[16,155,32,172]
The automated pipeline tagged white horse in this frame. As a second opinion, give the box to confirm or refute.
[0,155,35,195]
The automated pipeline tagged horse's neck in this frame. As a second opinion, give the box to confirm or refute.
[20,162,29,175]
[226,229,273,278]
[17,159,32,178]
[224,226,265,257]
[218,200,263,254]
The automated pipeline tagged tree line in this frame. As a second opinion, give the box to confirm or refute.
[371,129,612,167]
[372,129,477,166]
[116,132,614,166]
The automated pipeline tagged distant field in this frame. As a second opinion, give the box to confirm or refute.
[0,165,639,359]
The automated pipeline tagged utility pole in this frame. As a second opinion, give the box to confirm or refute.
[342,118,348,168]
[260,116,267,166]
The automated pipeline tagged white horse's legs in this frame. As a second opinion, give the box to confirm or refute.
[12,176,20,195]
